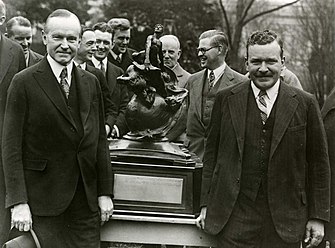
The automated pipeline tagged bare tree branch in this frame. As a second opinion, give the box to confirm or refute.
[219,0,232,46]
[242,0,301,26]
[239,0,256,24]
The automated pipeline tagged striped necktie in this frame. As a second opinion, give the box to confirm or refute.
[209,70,215,90]
[60,67,70,99]
[258,90,268,124]
[100,61,106,76]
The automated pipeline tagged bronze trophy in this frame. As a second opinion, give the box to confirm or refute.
[109,25,202,217]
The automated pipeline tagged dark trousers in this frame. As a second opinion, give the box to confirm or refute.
[217,190,301,248]
[33,177,100,248]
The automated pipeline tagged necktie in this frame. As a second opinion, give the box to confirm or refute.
[60,67,70,99]
[209,70,215,90]
[100,62,106,76]
[258,90,268,124]
[116,55,122,64]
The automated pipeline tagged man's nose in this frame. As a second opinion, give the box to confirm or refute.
[22,38,29,47]
[91,44,97,51]
[259,61,268,72]
[60,38,69,48]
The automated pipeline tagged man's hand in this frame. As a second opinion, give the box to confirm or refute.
[98,196,114,224]
[12,203,32,232]
[195,207,207,230]
[304,219,324,248]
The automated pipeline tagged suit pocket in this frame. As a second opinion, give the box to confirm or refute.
[24,159,47,171]
[287,123,306,132]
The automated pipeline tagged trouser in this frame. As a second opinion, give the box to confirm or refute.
[32,177,100,248]
[217,191,301,248]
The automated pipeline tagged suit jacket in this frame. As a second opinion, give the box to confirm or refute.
[0,34,25,246]
[185,65,248,160]
[107,48,135,72]
[201,81,330,242]
[87,60,129,136]
[27,49,43,67]
[321,88,335,245]
[2,58,112,216]
[86,64,117,124]
[173,63,190,88]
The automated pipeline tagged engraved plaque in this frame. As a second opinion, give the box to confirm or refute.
[114,174,183,204]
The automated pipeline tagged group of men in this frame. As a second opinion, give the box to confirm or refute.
[0,1,335,248]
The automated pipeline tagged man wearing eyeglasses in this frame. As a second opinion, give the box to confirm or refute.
[185,29,248,161]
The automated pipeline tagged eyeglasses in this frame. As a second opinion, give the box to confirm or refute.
[197,46,219,55]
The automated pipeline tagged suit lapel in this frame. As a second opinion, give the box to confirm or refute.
[107,62,117,93]
[217,66,235,91]
[0,35,14,84]
[193,70,207,125]
[228,82,249,158]
[269,83,298,160]
[74,67,90,127]
[33,58,76,128]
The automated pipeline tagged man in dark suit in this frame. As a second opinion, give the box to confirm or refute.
[185,30,247,161]
[107,18,135,72]
[196,30,330,248]
[6,16,43,67]
[2,9,113,247]
[0,1,26,246]
[88,22,129,138]
[73,26,116,135]
[321,88,335,246]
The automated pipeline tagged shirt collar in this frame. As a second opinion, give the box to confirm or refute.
[92,56,107,69]
[47,54,73,84]
[208,62,226,80]
[110,50,122,61]
[73,60,86,70]
[251,79,280,103]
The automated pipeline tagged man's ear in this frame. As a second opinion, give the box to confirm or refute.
[245,56,249,71]
[281,55,286,65]
[281,56,286,71]
[177,49,181,60]
[0,15,6,26]
[41,30,47,45]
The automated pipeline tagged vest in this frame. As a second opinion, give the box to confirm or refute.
[240,88,277,201]
[201,75,221,127]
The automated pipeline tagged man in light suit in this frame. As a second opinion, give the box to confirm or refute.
[160,34,190,88]
[88,22,129,138]
[6,16,43,67]
[185,30,247,160]
[159,34,190,143]
[2,9,113,247]
[0,1,26,246]
[196,30,330,248]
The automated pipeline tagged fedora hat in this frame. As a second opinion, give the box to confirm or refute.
[2,228,41,248]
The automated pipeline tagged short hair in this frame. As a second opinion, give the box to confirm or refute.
[80,25,93,37]
[108,18,130,32]
[92,22,112,34]
[159,35,180,50]
[246,29,284,59]
[0,0,5,17]
[6,16,31,37]
[44,9,80,34]
[199,30,229,54]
